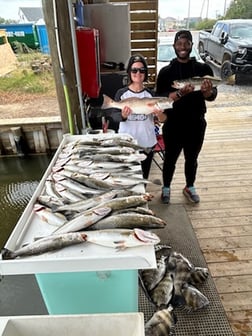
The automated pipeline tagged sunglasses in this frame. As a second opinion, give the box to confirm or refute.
[130,67,146,74]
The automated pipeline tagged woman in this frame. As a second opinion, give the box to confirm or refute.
[114,54,158,179]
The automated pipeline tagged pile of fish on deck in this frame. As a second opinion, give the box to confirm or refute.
[141,244,210,335]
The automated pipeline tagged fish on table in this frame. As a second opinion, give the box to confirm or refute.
[89,213,167,230]
[101,94,173,114]
[1,228,160,259]
[53,206,112,234]
[82,228,160,250]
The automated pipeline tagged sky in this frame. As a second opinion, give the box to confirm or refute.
[159,0,233,19]
[1,0,233,21]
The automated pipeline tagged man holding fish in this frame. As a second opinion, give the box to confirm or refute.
[155,30,218,204]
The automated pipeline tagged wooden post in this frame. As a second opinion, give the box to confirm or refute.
[42,0,83,134]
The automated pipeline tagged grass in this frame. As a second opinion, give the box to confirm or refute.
[0,52,56,95]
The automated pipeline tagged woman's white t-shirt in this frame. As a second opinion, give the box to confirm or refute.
[118,88,157,148]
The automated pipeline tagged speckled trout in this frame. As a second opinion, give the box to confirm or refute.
[1,228,160,259]
[172,74,235,90]
[101,94,173,114]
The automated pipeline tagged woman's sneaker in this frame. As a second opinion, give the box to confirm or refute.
[183,186,200,203]
[161,187,170,204]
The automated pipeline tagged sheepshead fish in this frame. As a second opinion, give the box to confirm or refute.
[172,74,235,90]
[189,266,209,285]
[1,232,87,259]
[150,271,175,309]
[139,255,167,291]
[82,228,160,250]
[145,306,177,336]
[101,94,173,114]
[180,283,209,312]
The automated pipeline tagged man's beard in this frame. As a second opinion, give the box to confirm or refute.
[175,47,192,61]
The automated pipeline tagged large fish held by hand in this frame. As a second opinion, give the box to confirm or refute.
[101,94,173,114]
[172,75,235,90]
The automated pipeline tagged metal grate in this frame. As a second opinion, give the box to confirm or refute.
[139,204,234,335]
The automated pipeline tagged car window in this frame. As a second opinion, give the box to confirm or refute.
[157,43,201,61]
[158,44,175,61]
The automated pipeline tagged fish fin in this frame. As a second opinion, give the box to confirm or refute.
[1,248,15,260]
[115,241,127,251]
[101,94,114,109]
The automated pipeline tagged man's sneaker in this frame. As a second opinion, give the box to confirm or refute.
[183,186,200,203]
[161,187,170,204]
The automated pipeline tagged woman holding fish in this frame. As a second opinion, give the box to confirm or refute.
[155,30,218,204]
[112,54,162,179]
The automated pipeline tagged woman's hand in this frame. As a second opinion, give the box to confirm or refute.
[121,106,132,120]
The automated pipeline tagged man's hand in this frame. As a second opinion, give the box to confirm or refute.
[201,79,213,98]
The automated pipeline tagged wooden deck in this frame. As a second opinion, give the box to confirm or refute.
[147,86,252,336]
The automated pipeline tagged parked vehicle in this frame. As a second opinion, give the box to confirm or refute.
[198,19,252,80]
[157,37,204,74]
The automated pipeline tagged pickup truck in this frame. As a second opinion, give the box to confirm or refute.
[198,19,252,80]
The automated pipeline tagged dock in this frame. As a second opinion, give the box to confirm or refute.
[147,91,252,335]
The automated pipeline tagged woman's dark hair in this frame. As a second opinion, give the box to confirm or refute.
[126,54,148,83]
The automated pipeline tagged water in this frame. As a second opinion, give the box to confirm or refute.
[0,155,53,249]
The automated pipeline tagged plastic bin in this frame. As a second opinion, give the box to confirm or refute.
[0,312,144,336]
[36,24,50,54]
[36,270,138,314]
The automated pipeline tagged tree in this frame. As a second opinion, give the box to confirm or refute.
[0,17,18,24]
[195,18,217,30]
[225,0,252,19]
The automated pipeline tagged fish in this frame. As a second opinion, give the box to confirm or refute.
[37,195,66,209]
[86,153,147,163]
[82,228,160,250]
[54,183,87,202]
[33,204,67,227]
[101,94,173,114]
[59,170,120,191]
[166,252,194,306]
[53,174,102,196]
[94,194,153,212]
[145,306,177,336]
[139,255,168,292]
[1,231,87,259]
[100,138,148,152]
[114,206,155,216]
[53,206,112,234]
[154,244,172,260]
[89,213,167,230]
[172,75,235,90]
[53,190,118,214]
[189,266,209,285]
[150,271,174,309]
[180,283,210,312]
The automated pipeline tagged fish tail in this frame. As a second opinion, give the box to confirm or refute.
[101,94,114,109]
[1,248,16,260]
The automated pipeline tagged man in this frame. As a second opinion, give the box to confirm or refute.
[155,30,217,204]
